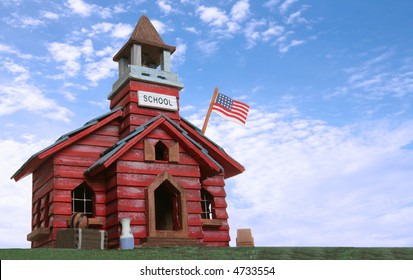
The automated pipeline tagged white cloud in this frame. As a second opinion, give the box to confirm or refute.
[47,38,121,85]
[230,0,250,22]
[81,39,94,58]
[0,43,14,53]
[279,0,298,14]
[65,0,125,18]
[3,13,44,28]
[151,19,174,35]
[285,10,308,25]
[0,43,33,59]
[171,38,187,67]
[196,1,250,36]
[244,19,286,50]
[196,5,228,27]
[90,22,113,34]
[88,22,133,39]
[61,90,77,101]
[196,39,219,56]
[65,0,93,17]
[244,19,267,48]
[330,50,413,104]
[40,10,59,20]
[111,23,134,39]
[184,26,200,35]
[188,107,413,246]
[180,105,195,111]
[47,39,105,79]
[89,99,109,109]
[95,46,115,57]
[194,1,310,53]
[157,0,173,15]
[0,137,52,248]
[63,82,88,91]
[0,0,22,7]
[47,41,84,77]
[83,56,117,86]
[278,39,305,54]
[1,60,30,82]
[0,82,73,122]
[264,0,280,9]
[112,4,126,14]
[262,24,285,41]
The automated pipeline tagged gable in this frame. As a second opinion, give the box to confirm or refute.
[11,107,123,181]
[180,118,245,179]
[84,114,223,180]
[12,110,244,182]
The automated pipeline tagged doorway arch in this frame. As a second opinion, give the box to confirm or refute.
[147,171,188,238]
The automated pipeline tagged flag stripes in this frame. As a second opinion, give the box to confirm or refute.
[212,93,250,125]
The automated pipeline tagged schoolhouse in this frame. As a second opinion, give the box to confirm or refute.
[12,16,244,248]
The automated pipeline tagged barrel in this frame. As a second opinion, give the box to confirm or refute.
[69,212,89,229]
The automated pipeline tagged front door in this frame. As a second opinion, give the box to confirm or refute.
[147,172,188,238]
[155,182,181,231]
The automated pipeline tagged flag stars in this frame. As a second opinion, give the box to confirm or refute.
[216,93,233,110]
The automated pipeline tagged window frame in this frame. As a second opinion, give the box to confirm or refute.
[71,184,94,218]
[200,188,215,220]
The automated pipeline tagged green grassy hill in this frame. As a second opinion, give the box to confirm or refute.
[1,247,413,260]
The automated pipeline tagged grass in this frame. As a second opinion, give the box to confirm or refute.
[1,247,413,260]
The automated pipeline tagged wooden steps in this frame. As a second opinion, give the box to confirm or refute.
[140,237,205,248]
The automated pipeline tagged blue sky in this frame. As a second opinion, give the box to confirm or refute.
[1,0,413,248]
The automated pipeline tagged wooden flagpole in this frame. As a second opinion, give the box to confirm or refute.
[201,87,219,134]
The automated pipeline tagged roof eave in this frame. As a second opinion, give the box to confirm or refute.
[180,118,245,179]
[11,107,123,182]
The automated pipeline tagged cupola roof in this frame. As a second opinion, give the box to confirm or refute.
[113,15,175,62]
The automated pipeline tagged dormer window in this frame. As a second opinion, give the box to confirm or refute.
[144,139,179,163]
[155,141,169,161]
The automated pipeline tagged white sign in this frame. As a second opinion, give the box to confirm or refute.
[138,91,178,111]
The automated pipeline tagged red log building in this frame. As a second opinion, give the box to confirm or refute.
[12,16,244,248]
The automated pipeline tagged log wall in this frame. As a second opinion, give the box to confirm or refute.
[201,175,230,247]
[29,98,231,249]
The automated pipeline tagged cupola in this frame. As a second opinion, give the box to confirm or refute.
[108,15,184,101]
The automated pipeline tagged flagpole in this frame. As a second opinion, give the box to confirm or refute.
[201,87,219,134]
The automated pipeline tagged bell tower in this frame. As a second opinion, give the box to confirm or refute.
[108,16,184,138]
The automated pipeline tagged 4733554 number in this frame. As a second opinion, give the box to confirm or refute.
[233,267,276,276]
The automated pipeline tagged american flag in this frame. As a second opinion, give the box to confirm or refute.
[212,93,250,125]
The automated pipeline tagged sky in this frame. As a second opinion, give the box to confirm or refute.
[1,0,413,248]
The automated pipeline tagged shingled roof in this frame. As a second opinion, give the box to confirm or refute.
[113,15,176,62]
[84,114,223,180]
[12,108,244,182]
[11,107,123,181]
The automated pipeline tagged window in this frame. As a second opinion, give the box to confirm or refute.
[43,193,50,227]
[34,200,41,229]
[144,139,179,163]
[200,189,214,219]
[155,141,169,161]
[72,184,94,217]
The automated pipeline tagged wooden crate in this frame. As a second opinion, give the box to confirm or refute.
[56,229,107,249]
[236,228,254,247]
